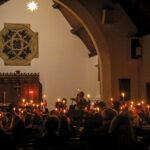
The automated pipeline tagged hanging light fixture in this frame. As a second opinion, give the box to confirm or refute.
[27,0,38,12]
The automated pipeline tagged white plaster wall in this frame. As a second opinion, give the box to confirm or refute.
[100,3,139,101]
[0,0,99,109]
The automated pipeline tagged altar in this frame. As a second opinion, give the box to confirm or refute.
[0,70,42,104]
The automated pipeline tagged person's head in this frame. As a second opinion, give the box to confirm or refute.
[25,113,32,126]
[59,116,70,130]
[45,115,60,132]
[109,115,135,148]
[101,108,118,125]
[78,91,84,98]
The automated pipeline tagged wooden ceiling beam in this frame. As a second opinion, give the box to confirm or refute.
[70,24,84,34]
[52,1,97,57]
[0,0,9,6]
[52,2,60,9]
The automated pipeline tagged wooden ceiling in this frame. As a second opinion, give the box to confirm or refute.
[113,0,150,37]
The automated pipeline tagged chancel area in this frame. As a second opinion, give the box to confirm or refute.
[0,0,150,150]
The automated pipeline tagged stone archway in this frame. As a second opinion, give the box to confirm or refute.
[53,0,112,104]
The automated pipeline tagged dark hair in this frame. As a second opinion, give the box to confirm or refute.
[109,115,135,149]
[45,115,60,132]
[102,108,118,122]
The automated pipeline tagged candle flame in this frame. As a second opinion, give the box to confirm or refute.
[87,94,91,99]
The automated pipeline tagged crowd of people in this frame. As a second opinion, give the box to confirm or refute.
[0,92,150,150]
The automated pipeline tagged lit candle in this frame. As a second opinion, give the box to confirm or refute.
[30,100,33,104]
[40,102,43,106]
[22,98,25,103]
[137,102,141,106]
[43,94,46,99]
[87,94,91,99]
[110,97,113,107]
[57,98,61,102]
[91,102,94,106]
[141,100,145,110]
[96,107,100,112]
[63,109,66,114]
[121,92,125,102]
[147,105,150,113]
[110,97,113,101]
[62,100,65,104]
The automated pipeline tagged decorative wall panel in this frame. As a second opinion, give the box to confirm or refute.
[0,23,38,65]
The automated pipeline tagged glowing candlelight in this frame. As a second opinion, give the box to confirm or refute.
[40,102,43,106]
[131,101,134,105]
[29,90,34,100]
[43,94,46,99]
[57,98,61,102]
[62,100,66,104]
[30,100,33,104]
[22,98,25,103]
[147,105,150,112]
[91,102,95,106]
[110,97,113,102]
[63,109,66,113]
[137,102,141,106]
[36,104,39,108]
[121,92,125,102]
[55,108,58,111]
[87,94,91,99]
[13,107,16,111]
[96,107,100,111]
[141,101,144,104]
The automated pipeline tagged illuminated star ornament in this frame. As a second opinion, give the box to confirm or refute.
[27,1,38,12]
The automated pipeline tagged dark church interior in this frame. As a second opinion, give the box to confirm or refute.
[0,0,150,150]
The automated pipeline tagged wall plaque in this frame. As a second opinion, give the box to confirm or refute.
[0,23,38,65]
